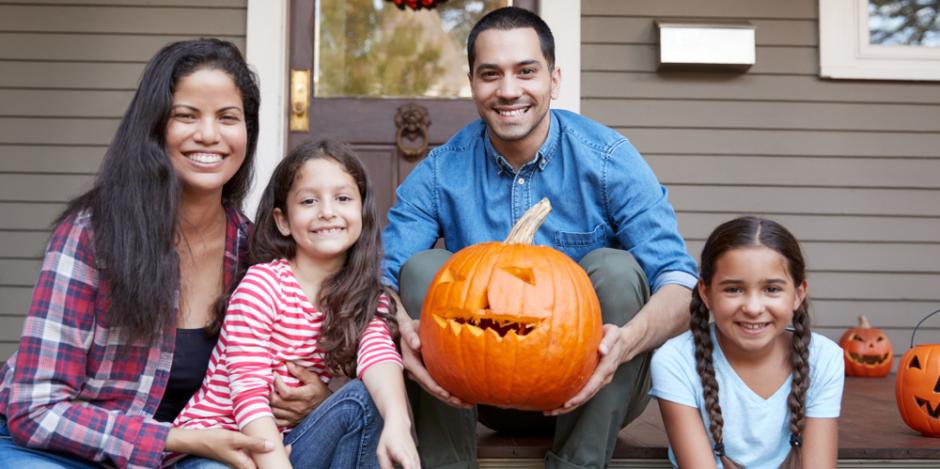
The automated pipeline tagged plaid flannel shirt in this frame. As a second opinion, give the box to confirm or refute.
[0,204,250,468]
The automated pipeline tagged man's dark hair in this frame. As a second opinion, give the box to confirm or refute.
[467,6,555,72]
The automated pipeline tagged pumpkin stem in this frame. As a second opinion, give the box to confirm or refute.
[505,198,552,245]
[858,315,871,329]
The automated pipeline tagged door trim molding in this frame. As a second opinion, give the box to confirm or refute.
[539,1,580,113]
[245,0,289,220]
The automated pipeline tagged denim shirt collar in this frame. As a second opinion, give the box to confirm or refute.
[484,111,560,175]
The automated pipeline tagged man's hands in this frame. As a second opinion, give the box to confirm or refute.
[398,315,469,408]
[270,362,330,427]
[545,284,691,416]
[544,323,633,416]
[166,427,273,469]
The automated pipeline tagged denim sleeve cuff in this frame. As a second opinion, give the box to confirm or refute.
[381,274,399,292]
[651,270,697,293]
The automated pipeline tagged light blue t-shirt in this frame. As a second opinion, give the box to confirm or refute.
[650,325,844,469]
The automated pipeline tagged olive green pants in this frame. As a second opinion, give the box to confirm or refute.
[400,248,652,469]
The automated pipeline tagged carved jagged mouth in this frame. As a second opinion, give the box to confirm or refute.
[915,397,940,419]
[433,311,541,338]
[848,352,889,365]
[451,317,536,336]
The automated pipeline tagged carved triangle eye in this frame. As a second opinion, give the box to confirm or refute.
[435,268,463,285]
[909,356,922,369]
[500,266,535,286]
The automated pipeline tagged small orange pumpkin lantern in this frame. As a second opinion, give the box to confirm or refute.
[839,315,893,377]
[418,199,603,411]
[896,309,940,437]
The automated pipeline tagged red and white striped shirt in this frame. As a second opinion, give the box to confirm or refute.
[173,259,401,432]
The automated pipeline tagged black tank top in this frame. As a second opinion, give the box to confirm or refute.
[152,328,217,423]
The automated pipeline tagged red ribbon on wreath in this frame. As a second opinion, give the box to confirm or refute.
[387,0,446,10]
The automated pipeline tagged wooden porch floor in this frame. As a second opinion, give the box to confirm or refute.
[475,376,940,467]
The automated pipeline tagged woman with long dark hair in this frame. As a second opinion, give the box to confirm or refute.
[0,39,323,468]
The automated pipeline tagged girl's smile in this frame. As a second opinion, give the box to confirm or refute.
[274,158,363,272]
[699,245,807,360]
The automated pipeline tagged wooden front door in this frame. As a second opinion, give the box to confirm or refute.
[288,0,536,222]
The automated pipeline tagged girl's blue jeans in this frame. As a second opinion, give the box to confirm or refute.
[0,379,382,468]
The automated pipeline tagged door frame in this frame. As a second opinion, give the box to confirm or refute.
[243,0,580,218]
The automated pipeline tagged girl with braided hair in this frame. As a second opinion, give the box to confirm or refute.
[650,217,844,468]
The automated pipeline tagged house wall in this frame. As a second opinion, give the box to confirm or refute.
[0,0,248,359]
[581,0,940,368]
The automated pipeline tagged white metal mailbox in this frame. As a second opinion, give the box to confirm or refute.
[656,22,756,70]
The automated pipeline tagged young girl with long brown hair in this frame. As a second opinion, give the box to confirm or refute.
[173,140,419,469]
[650,217,844,468]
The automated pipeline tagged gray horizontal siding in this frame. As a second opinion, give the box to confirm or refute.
[620,128,940,158]
[584,44,817,74]
[0,62,148,89]
[0,232,49,258]
[0,203,66,230]
[0,0,247,359]
[2,90,138,116]
[0,5,246,35]
[582,0,818,19]
[582,73,940,105]
[582,0,940,370]
[0,146,105,173]
[584,17,818,46]
[676,212,940,243]
[584,100,940,132]
[648,155,940,189]
[0,33,246,61]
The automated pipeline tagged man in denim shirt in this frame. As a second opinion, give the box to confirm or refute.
[382,7,698,469]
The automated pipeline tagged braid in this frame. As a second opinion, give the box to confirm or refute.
[779,302,811,469]
[691,289,744,469]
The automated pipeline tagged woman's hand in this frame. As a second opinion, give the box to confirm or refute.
[166,427,274,469]
[270,362,330,427]
[376,421,420,469]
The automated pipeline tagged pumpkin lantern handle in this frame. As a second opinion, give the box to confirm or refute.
[505,198,552,245]
[910,308,940,349]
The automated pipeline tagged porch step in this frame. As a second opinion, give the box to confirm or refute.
[471,376,940,467]
[477,460,940,468]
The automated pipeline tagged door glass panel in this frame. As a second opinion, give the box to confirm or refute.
[315,0,509,98]
[868,0,940,46]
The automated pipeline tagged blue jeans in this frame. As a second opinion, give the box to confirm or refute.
[0,416,101,468]
[173,379,382,469]
[0,380,381,468]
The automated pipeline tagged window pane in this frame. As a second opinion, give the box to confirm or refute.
[315,0,508,98]
[868,0,940,46]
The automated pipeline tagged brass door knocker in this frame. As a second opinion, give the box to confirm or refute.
[395,103,431,161]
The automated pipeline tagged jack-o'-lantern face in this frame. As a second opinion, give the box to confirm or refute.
[428,261,549,337]
[839,316,893,377]
[896,345,940,437]
[419,241,603,411]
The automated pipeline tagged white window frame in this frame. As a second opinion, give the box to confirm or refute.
[819,0,940,80]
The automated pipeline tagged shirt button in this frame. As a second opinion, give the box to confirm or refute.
[517,178,525,185]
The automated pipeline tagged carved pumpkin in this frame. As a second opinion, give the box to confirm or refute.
[895,345,940,437]
[839,315,893,377]
[418,199,603,411]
